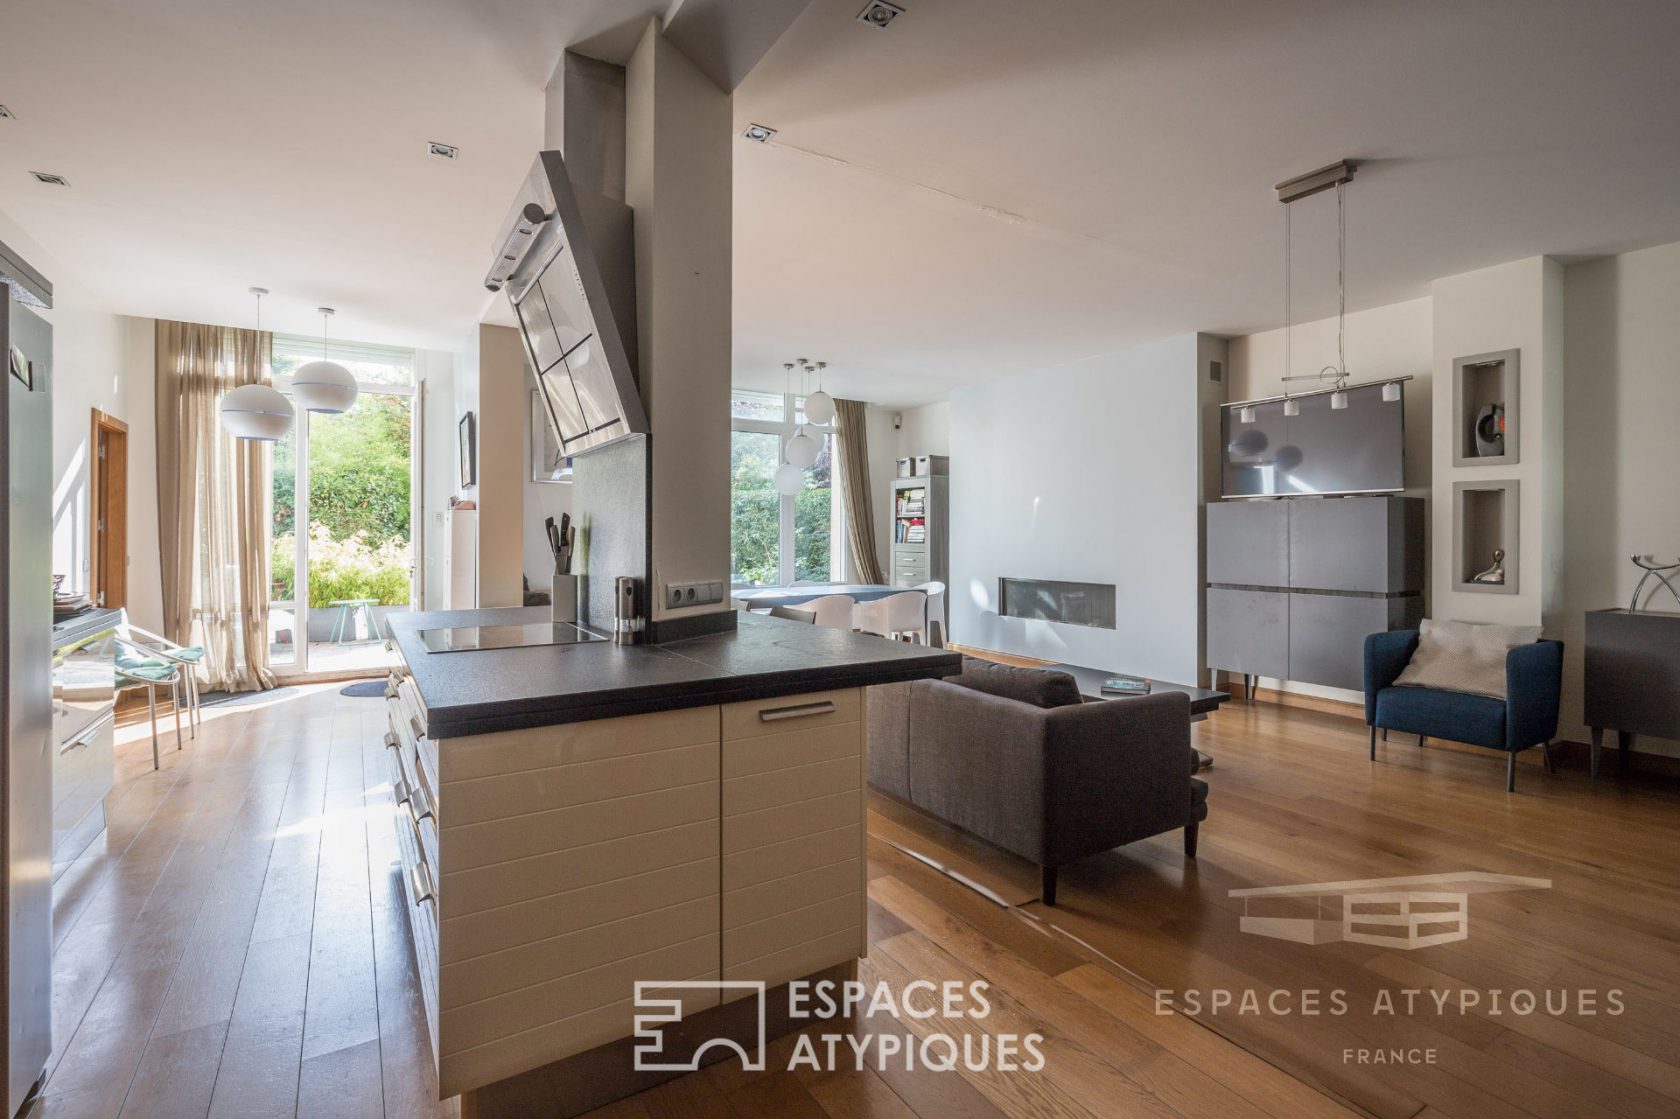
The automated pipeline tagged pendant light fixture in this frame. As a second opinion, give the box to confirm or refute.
[292,307,358,413]
[783,358,819,468]
[774,362,808,494]
[803,360,835,425]
[773,462,805,497]
[1281,201,1300,417]
[1274,161,1357,411]
[220,287,295,441]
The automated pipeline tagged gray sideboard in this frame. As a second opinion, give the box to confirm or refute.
[1584,608,1680,778]
[1206,496,1424,693]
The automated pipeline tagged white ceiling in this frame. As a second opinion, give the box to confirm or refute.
[5,0,1680,404]
[0,0,671,349]
[732,0,1680,403]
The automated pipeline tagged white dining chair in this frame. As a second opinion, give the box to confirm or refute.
[916,581,947,647]
[801,594,857,630]
[768,604,816,623]
[854,591,925,641]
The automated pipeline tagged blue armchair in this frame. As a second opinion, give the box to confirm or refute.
[1363,629,1563,791]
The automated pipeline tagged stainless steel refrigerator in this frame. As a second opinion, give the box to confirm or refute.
[0,240,54,1116]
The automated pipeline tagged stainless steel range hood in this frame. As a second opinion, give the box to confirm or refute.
[486,151,647,457]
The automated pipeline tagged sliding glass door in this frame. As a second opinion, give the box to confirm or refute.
[268,337,418,676]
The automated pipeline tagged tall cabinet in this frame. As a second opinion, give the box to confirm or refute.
[890,466,948,590]
[1206,496,1424,693]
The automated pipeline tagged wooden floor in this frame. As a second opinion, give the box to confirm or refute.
[29,682,1680,1118]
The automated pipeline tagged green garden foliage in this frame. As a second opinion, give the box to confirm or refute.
[271,395,412,607]
[729,432,832,586]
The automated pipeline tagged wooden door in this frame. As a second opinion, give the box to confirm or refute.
[89,409,128,609]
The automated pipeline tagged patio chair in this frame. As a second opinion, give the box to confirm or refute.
[121,620,205,738]
[115,639,185,771]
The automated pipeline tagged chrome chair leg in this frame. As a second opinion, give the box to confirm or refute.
[172,678,184,750]
[147,685,161,771]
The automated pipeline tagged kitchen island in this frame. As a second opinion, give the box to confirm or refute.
[382,606,959,1115]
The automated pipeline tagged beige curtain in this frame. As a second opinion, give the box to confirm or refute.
[156,321,276,692]
[834,398,886,585]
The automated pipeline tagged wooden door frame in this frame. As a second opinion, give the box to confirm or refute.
[89,408,129,610]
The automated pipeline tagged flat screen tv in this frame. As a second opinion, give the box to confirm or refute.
[1221,381,1405,498]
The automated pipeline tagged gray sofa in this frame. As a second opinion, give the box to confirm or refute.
[868,657,1207,905]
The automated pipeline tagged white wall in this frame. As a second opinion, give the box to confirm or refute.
[1558,241,1680,756]
[1,207,163,630]
[1430,257,1564,629]
[949,334,1207,682]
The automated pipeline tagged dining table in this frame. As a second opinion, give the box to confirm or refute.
[734,583,917,608]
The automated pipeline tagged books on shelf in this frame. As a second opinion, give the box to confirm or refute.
[1099,675,1152,696]
[894,518,926,544]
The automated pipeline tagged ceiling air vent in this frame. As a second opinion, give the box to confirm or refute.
[856,1,904,29]
[427,141,459,160]
[30,171,68,187]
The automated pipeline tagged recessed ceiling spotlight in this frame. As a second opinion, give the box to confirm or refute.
[30,171,68,187]
[856,1,904,29]
[0,105,14,120]
[742,123,777,143]
[426,141,459,160]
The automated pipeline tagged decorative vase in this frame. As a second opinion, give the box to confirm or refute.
[1474,403,1505,457]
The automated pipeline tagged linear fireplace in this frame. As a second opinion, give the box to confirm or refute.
[998,577,1117,629]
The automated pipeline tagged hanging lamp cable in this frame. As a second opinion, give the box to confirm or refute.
[1337,179,1347,385]
[1283,200,1291,389]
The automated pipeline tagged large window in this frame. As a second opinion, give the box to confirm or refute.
[730,389,843,587]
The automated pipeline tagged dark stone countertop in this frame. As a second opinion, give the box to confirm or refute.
[388,606,962,739]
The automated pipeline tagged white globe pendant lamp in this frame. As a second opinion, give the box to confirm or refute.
[292,307,358,414]
[784,426,819,468]
[802,360,835,425]
[221,382,295,441]
[773,462,805,497]
[221,287,295,441]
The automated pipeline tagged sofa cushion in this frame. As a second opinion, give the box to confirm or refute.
[1394,618,1541,699]
[1375,685,1507,750]
[948,656,1083,709]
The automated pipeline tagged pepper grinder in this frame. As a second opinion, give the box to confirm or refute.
[613,576,642,644]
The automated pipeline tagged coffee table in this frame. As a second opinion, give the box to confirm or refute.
[1046,662,1228,770]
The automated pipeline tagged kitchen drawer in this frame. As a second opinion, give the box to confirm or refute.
[722,688,861,741]
[53,710,114,871]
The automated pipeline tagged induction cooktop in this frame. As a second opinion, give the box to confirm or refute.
[415,621,607,653]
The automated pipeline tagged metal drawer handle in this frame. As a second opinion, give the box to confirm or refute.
[410,863,434,906]
[410,715,425,743]
[406,799,429,850]
[386,745,410,805]
[759,700,836,723]
[60,710,116,753]
[409,785,434,822]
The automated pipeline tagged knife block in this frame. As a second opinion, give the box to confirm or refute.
[552,573,578,625]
